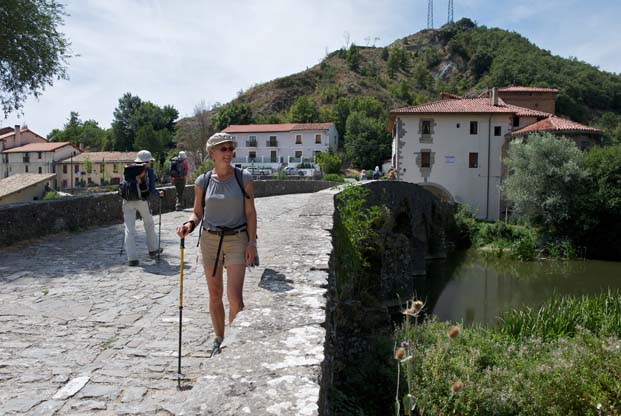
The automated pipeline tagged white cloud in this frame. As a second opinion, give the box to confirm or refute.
[2,0,619,136]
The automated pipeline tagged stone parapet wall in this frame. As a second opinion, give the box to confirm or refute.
[0,181,335,247]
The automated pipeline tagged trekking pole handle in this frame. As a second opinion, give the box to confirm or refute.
[180,238,185,249]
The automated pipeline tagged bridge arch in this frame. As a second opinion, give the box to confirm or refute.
[418,182,455,203]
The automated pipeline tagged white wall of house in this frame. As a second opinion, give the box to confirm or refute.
[57,160,128,188]
[0,130,47,178]
[231,126,337,166]
[394,114,512,220]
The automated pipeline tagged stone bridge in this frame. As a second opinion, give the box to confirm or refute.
[0,181,454,415]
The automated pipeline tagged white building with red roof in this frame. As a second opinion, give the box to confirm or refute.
[0,125,50,179]
[56,151,137,189]
[388,87,602,220]
[222,122,338,169]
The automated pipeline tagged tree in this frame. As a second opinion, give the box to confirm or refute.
[111,93,178,156]
[346,44,361,72]
[344,111,391,168]
[288,96,319,123]
[112,93,142,151]
[47,111,109,150]
[213,102,253,131]
[502,133,590,236]
[0,0,71,116]
[316,151,341,174]
[175,101,216,166]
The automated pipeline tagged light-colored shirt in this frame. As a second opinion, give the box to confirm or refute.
[195,169,252,230]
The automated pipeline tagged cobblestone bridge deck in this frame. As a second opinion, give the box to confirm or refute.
[0,189,336,415]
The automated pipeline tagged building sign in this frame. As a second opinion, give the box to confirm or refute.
[444,155,456,164]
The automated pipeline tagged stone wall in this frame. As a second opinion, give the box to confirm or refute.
[0,180,335,247]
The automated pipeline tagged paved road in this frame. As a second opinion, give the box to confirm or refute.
[0,189,335,415]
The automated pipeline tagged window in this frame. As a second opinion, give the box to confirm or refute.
[422,120,432,135]
[63,165,67,174]
[38,152,42,159]
[113,163,119,173]
[268,136,277,147]
[512,116,520,127]
[100,163,105,173]
[38,167,42,174]
[470,121,478,135]
[456,123,460,128]
[469,152,479,168]
[421,151,431,168]
[74,165,79,173]
[247,135,257,147]
[25,165,29,173]
[296,134,302,144]
[249,151,256,161]
[315,134,321,144]
[62,180,67,188]
[295,151,303,158]
[494,126,502,136]
[270,150,277,163]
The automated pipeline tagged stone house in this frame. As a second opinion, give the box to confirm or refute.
[389,87,602,220]
[0,173,56,205]
[2,141,80,189]
[222,123,338,170]
[56,152,137,189]
[0,125,49,178]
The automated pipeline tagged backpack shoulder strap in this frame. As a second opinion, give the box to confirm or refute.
[234,167,250,200]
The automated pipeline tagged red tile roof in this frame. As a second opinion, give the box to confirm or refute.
[0,128,47,142]
[0,173,56,199]
[2,142,75,153]
[390,98,550,117]
[223,123,334,133]
[512,116,603,136]
[57,152,137,163]
[498,86,559,93]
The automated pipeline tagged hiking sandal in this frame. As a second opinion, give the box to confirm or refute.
[209,337,222,358]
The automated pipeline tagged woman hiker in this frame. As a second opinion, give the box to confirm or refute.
[175,132,258,356]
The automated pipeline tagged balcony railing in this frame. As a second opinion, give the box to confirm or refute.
[23,156,30,163]
[246,140,257,147]
[266,140,278,147]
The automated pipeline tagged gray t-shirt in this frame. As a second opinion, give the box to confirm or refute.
[195,169,252,231]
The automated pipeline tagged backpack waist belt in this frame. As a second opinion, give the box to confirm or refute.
[206,227,247,236]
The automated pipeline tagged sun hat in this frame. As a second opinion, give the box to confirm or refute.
[179,151,187,160]
[206,132,235,151]
[135,150,154,163]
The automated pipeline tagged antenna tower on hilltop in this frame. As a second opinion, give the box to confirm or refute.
[448,0,454,23]
[427,0,434,29]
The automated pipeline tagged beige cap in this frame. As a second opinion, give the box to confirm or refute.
[206,132,235,151]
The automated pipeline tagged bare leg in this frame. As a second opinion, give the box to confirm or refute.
[204,265,225,339]
[226,264,246,323]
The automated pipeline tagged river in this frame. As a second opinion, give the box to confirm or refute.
[420,250,621,327]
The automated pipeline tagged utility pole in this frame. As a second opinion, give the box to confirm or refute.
[427,0,434,29]
[448,0,454,24]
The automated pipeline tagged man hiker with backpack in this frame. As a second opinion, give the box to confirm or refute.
[121,150,164,267]
[175,133,258,356]
[170,151,189,211]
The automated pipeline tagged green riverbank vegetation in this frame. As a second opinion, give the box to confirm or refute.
[395,291,621,415]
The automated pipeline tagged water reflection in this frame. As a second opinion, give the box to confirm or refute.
[425,250,621,327]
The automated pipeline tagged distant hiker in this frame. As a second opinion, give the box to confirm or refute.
[121,150,163,267]
[170,151,189,211]
[176,133,258,356]
[359,170,367,181]
[373,166,381,180]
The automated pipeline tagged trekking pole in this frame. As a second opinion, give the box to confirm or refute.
[157,192,163,263]
[176,237,185,390]
[119,230,125,256]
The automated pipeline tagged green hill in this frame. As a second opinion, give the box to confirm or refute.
[178,18,621,166]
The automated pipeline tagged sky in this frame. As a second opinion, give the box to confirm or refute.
[3,0,620,137]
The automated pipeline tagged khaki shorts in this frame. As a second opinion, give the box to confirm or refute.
[200,230,248,269]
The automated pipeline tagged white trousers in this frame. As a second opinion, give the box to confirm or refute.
[123,199,158,261]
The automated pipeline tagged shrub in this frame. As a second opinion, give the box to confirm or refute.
[323,173,344,182]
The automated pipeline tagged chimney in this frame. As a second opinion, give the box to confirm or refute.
[491,87,499,106]
[14,125,21,147]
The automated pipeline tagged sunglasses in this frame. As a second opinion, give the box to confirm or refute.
[218,146,235,152]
